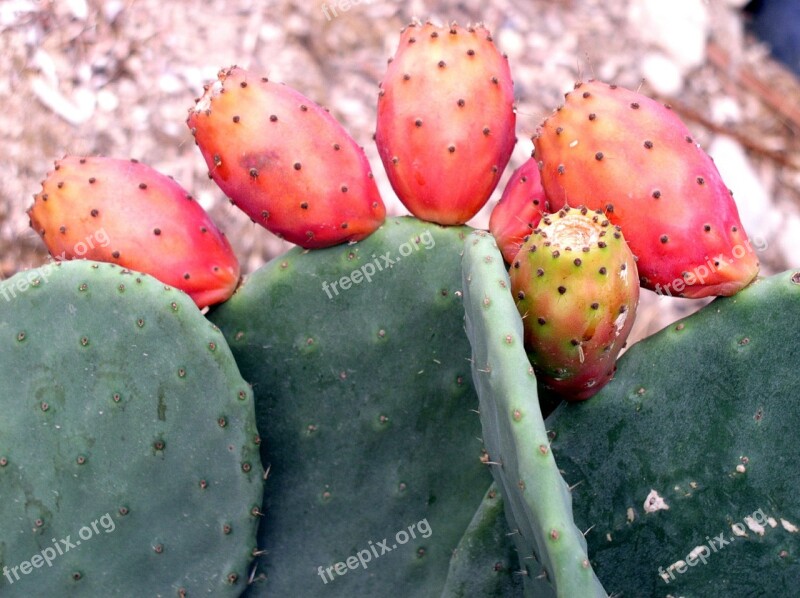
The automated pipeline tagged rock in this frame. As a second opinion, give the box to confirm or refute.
[776,208,800,265]
[96,89,119,112]
[641,52,684,95]
[710,96,742,124]
[66,0,88,21]
[158,72,184,95]
[628,0,709,72]
[30,77,96,125]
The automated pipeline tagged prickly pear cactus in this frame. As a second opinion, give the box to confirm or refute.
[441,483,525,597]
[209,217,492,596]
[461,230,607,597]
[0,261,262,596]
[547,270,800,596]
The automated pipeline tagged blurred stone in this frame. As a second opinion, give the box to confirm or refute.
[31,78,96,125]
[0,2,37,27]
[32,49,58,88]
[66,0,89,21]
[497,26,526,60]
[628,0,709,71]
[103,0,125,23]
[777,208,800,266]
[96,88,119,112]
[710,96,742,124]
[641,52,684,96]
[158,72,184,95]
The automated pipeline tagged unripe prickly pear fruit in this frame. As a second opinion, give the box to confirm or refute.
[509,206,639,400]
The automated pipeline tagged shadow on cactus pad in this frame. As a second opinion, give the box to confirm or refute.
[547,270,800,596]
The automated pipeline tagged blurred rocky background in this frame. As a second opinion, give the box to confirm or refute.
[2,0,799,343]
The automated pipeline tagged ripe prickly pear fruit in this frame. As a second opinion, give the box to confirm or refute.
[535,80,759,298]
[27,156,239,308]
[509,206,639,400]
[488,157,549,263]
[187,66,386,249]
[375,21,516,225]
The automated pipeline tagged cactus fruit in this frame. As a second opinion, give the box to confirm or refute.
[26,156,240,308]
[375,21,516,225]
[535,80,759,298]
[0,260,262,596]
[209,217,491,596]
[509,207,639,400]
[187,66,386,248]
[489,156,549,263]
[547,270,800,596]
[462,229,607,597]
[441,484,525,597]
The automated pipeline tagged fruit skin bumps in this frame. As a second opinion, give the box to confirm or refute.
[187,66,386,249]
[535,80,759,298]
[27,155,240,308]
[509,207,640,400]
[375,21,516,225]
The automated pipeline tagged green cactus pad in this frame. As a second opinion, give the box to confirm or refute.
[209,217,491,596]
[0,261,261,596]
[547,270,800,596]
[441,483,525,597]
[461,230,607,597]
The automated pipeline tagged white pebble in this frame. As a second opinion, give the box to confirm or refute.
[641,53,683,96]
[628,0,709,71]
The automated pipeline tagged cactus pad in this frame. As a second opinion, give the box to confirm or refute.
[0,261,262,596]
[209,217,491,596]
[441,483,525,597]
[461,230,607,597]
